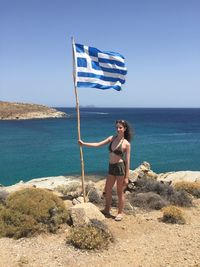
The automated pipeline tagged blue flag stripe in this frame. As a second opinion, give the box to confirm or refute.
[98,58,125,67]
[100,66,127,75]
[77,82,121,91]
[77,66,126,79]
[77,72,125,84]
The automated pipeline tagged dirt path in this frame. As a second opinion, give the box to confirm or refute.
[0,200,200,267]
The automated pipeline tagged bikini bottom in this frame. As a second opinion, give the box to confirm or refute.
[108,161,125,176]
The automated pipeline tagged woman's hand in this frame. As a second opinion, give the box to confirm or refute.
[78,139,84,146]
[123,177,129,186]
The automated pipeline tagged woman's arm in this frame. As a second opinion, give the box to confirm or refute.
[124,142,131,185]
[78,136,113,148]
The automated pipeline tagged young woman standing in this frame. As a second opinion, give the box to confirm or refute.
[78,120,132,221]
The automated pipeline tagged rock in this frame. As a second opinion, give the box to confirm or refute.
[127,182,137,191]
[4,176,82,194]
[129,162,154,180]
[138,171,145,178]
[72,196,85,205]
[127,162,158,192]
[157,171,200,185]
[142,161,151,169]
[146,171,158,179]
[5,184,35,194]
[26,176,80,190]
[140,164,150,172]
[69,202,105,226]
[129,170,139,182]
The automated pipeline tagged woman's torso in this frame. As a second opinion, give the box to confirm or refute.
[108,136,127,164]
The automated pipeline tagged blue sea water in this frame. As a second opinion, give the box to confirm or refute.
[0,108,200,186]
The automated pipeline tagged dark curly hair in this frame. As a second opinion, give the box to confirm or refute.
[115,120,133,142]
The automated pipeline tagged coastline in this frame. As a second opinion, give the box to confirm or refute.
[2,167,200,193]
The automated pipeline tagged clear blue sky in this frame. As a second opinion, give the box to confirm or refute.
[0,0,200,107]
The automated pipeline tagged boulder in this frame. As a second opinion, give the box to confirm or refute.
[128,162,158,192]
[129,161,156,181]
[69,202,105,226]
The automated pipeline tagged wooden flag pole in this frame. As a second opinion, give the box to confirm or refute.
[72,37,86,202]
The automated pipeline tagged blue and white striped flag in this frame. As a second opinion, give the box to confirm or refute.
[73,43,127,91]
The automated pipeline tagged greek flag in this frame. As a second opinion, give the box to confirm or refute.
[73,43,127,91]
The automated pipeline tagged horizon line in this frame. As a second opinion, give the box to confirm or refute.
[53,106,200,109]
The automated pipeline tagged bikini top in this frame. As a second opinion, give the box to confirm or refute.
[108,137,125,157]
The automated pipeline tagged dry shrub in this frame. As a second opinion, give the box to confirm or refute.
[174,181,200,198]
[56,182,81,195]
[169,190,193,207]
[128,178,193,209]
[67,219,114,250]
[0,188,68,239]
[85,183,102,204]
[86,187,103,204]
[134,177,174,197]
[128,192,169,210]
[161,205,186,224]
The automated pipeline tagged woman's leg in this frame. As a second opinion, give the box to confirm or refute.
[104,175,116,214]
[116,176,125,215]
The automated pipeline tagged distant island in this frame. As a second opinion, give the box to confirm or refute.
[0,101,69,120]
[80,105,96,108]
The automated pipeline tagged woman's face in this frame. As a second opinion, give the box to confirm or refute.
[116,123,126,135]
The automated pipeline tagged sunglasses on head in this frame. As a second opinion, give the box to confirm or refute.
[116,120,126,125]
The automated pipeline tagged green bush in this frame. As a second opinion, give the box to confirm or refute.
[161,205,186,224]
[67,219,114,250]
[0,188,68,239]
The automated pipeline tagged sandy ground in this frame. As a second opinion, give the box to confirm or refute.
[0,199,200,267]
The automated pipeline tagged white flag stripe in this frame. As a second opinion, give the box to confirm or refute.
[99,62,126,71]
[98,53,125,63]
[76,52,98,62]
[77,67,125,80]
[77,76,121,86]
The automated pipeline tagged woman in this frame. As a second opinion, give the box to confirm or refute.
[78,119,132,221]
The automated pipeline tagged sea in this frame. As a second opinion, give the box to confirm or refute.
[0,108,200,186]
